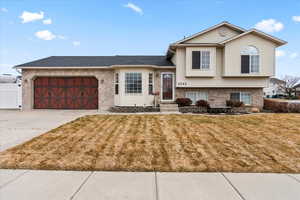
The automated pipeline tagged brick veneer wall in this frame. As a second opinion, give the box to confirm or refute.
[21,69,114,111]
[176,88,264,108]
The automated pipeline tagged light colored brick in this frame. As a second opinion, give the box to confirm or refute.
[176,88,264,108]
[21,69,114,111]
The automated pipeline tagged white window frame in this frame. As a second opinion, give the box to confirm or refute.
[185,91,208,105]
[192,50,211,70]
[230,92,252,105]
[201,51,210,70]
[125,72,142,94]
[148,73,154,95]
[241,46,260,74]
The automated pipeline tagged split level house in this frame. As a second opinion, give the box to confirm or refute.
[15,21,286,111]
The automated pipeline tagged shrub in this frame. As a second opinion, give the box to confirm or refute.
[196,100,210,108]
[175,98,192,107]
[226,100,244,107]
[264,99,300,113]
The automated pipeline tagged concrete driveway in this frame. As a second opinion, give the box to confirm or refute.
[0,110,98,151]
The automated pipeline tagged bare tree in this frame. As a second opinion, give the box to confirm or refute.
[278,75,300,98]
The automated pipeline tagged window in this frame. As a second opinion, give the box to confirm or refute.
[148,73,153,95]
[115,73,119,95]
[125,72,142,94]
[192,51,210,69]
[230,92,251,105]
[185,91,208,104]
[241,46,259,74]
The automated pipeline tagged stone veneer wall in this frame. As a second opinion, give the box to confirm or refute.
[176,88,264,108]
[21,69,114,111]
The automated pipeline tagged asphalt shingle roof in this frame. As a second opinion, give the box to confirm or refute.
[15,56,174,67]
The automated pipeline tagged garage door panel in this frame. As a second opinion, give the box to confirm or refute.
[34,87,50,109]
[34,77,98,109]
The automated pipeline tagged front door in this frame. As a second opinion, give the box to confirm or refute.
[161,73,174,101]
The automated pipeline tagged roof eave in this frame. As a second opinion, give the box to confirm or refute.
[170,43,224,48]
[220,29,287,46]
[15,65,175,69]
[173,21,246,44]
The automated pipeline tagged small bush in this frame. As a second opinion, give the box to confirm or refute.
[196,100,210,108]
[175,98,192,107]
[226,100,244,107]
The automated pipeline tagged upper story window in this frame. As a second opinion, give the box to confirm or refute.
[241,46,259,74]
[125,72,142,94]
[192,51,210,70]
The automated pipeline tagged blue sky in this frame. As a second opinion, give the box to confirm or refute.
[0,0,299,77]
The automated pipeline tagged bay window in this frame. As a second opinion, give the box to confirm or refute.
[125,72,142,94]
[148,73,153,95]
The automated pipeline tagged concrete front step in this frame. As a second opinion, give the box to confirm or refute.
[160,103,179,112]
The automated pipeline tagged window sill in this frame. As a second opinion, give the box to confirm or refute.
[125,93,143,96]
[191,69,211,71]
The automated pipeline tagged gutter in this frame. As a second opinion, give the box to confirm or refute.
[14,65,175,70]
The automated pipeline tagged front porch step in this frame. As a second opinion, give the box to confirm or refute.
[160,103,179,112]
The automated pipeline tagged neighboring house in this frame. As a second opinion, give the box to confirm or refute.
[15,21,286,110]
[0,74,21,83]
[294,84,300,97]
[263,78,285,97]
[0,74,22,109]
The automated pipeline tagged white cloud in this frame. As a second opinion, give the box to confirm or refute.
[255,19,284,33]
[1,8,8,12]
[292,16,300,22]
[276,50,286,57]
[43,18,52,25]
[124,2,143,15]
[290,52,298,59]
[20,11,44,23]
[72,41,80,46]
[35,30,56,40]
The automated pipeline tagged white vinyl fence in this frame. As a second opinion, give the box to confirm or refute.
[0,83,22,109]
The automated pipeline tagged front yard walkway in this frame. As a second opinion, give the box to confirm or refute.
[0,114,299,173]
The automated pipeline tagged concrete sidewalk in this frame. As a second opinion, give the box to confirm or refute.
[0,169,299,200]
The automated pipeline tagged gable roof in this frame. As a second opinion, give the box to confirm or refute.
[172,21,246,44]
[220,29,287,46]
[15,56,174,68]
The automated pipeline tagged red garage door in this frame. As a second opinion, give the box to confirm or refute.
[34,77,98,109]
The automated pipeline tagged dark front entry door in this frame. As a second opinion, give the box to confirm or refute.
[34,77,98,109]
[161,73,174,101]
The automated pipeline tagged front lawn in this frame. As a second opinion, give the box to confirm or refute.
[0,114,299,173]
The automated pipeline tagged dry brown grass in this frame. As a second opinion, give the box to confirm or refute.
[0,114,300,173]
